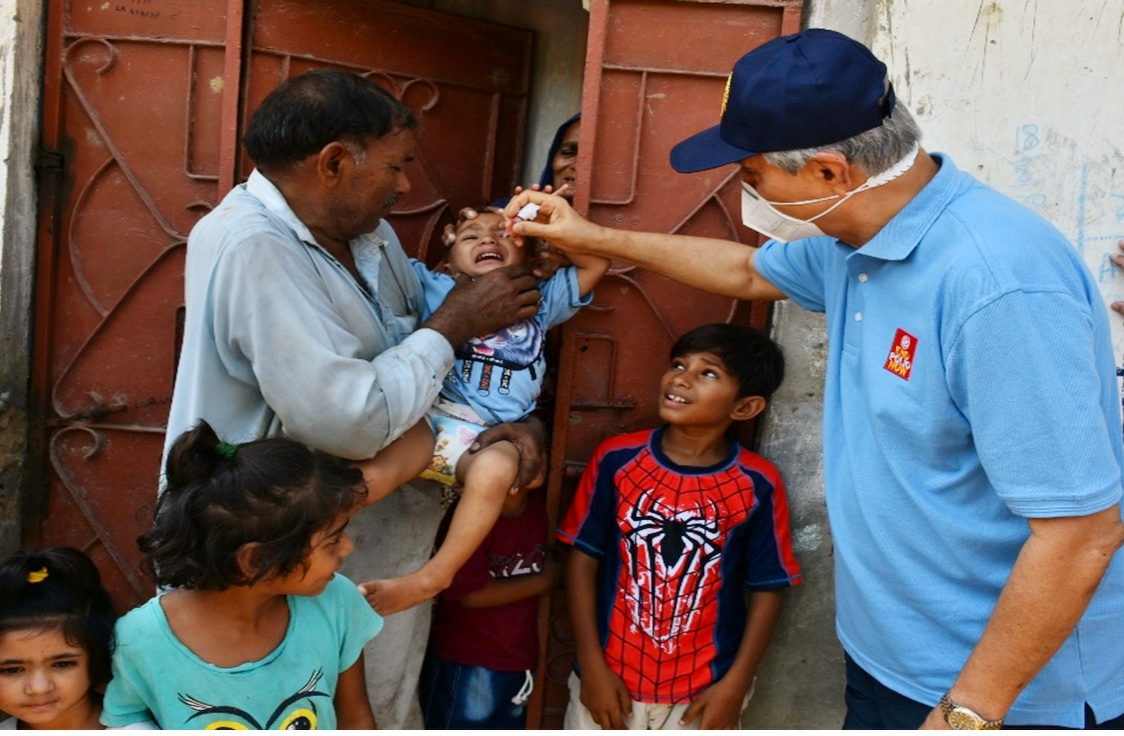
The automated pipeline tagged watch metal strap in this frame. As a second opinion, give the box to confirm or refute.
[939,692,1005,730]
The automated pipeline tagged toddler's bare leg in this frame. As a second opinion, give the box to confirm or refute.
[355,420,434,506]
[360,440,518,615]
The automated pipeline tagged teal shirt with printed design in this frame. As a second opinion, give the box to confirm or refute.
[101,574,381,729]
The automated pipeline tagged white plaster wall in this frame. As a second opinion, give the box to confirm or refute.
[872,0,1124,351]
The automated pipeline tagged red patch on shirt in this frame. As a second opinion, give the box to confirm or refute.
[883,329,917,380]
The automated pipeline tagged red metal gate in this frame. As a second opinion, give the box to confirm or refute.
[32,0,531,609]
[533,0,803,726]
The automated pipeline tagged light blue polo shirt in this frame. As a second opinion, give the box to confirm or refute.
[755,153,1124,727]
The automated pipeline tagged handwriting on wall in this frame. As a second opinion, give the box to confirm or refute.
[1004,123,1124,418]
[1005,123,1124,284]
[114,0,160,20]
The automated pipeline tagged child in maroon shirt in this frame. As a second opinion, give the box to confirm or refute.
[419,483,554,729]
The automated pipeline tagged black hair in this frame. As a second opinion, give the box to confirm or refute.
[670,323,785,399]
[0,547,116,688]
[140,421,366,590]
[538,112,581,188]
[243,68,417,172]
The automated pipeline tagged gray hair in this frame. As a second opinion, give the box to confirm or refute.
[342,140,368,166]
[762,100,922,175]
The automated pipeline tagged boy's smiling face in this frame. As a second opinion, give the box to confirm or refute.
[447,212,528,278]
[659,350,753,429]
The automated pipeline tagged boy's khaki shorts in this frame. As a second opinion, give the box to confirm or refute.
[562,671,755,730]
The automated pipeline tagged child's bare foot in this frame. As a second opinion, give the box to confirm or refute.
[358,570,451,616]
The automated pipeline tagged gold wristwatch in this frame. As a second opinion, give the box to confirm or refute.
[939,692,1004,730]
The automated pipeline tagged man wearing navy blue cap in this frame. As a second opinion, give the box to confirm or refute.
[508,28,1124,730]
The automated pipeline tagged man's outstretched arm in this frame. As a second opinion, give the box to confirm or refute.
[506,190,788,302]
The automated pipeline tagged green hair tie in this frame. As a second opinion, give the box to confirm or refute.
[216,441,239,460]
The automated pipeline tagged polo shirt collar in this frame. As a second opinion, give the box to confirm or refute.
[851,152,963,262]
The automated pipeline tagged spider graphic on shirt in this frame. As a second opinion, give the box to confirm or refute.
[620,489,724,653]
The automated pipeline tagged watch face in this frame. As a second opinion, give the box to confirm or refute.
[948,707,983,730]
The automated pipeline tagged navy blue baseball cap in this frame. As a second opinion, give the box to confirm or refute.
[670,28,896,173]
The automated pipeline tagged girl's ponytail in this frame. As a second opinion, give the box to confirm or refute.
[143,422,364,591]
[163,420,232,491]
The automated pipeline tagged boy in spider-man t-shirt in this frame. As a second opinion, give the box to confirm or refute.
[556,323,803,730]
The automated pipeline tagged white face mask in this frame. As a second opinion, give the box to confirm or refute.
[740,143,920,242]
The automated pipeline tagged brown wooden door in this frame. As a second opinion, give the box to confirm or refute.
[532,0,803,727]
[32,0,531,610]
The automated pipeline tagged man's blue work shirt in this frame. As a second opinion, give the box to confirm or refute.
[755,153,1124,727]
[164,169,453,463]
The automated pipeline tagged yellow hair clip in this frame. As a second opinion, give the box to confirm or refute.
[27,566,49,584]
